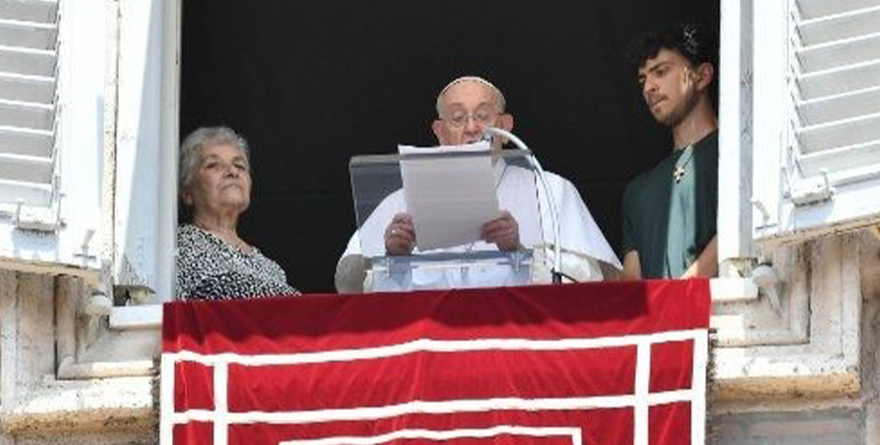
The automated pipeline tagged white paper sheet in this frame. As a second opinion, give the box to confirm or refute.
[398,141,500,251]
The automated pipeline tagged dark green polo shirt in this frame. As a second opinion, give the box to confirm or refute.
[621,131,718,279]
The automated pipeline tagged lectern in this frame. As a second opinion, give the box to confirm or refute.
[349,148,547,292]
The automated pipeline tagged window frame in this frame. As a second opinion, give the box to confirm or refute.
[717,0,756,272]
[111,0,180,302]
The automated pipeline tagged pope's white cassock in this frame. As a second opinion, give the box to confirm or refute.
[335,159,622,293]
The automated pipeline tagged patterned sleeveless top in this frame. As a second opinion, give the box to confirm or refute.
[175,224,300,300]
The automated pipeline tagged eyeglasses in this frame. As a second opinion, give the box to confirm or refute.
[442,105,499,129]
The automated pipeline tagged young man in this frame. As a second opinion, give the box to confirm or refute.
[622,25,719,280]
[335,76,621,292]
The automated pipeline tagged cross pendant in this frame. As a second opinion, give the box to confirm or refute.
[673,166,686,183]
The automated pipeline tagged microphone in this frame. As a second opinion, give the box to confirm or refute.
[482,127,564,284]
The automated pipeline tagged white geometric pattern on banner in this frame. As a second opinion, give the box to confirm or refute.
[160,328,709,445]
[279,425,583,445]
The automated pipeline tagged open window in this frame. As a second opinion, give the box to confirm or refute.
[100,0,875,399]
[121,0,880,303]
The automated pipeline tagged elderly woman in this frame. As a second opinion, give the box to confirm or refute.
[175,126,299,300]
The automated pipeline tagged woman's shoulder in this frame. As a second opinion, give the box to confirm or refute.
[177,223,204,240]
[176,225,230,299]
[177,224,199,243]
[177,224,219,253]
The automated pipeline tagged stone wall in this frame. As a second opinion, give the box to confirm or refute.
[711,229,880,444]
[713,408,864,445]
[0,271,156,444]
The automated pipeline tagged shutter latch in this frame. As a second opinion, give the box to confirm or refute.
[789,169,835,206]
[13,196,63,232]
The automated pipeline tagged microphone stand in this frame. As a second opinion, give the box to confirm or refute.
[483,127,564,284]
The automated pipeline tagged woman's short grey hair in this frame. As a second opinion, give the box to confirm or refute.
[178,126,251,191]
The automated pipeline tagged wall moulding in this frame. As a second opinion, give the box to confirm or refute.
[712,234,863,400]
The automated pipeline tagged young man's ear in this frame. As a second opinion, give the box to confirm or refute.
[695,62,714,91]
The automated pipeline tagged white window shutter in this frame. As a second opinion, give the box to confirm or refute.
[0,1,106,271]
[0,0,58,213]
[752,0,880,243]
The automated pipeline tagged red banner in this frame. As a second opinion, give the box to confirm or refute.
[161,280,711,445]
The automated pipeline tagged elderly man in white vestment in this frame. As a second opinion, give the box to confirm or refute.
[335,76,621,293]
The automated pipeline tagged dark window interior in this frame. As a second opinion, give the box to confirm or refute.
[181,1,719,293]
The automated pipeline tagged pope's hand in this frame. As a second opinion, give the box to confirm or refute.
[384,213,416,255]
[482,210,520,251]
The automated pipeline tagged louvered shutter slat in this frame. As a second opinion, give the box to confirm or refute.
[0,46,54,77]
[797,85,880,127]
[797,32,880,73]
[0,125,50,157]
[0,19,55,50]
[0,72,54,103]
[798,59,880,99]
[0,0,56,23]
[0,99,52,131]
[799,0,880,19]
[799,140,880,176]
[0,152,51,183]
[799,6,880,46]
[797,113,880,153]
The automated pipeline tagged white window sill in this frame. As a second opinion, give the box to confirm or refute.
[109,304,162,330]
[709,277,759,303]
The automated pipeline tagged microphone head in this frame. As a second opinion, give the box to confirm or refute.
[481,127,504,145]
[482,127,526,152]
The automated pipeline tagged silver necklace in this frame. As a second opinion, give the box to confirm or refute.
[672,144,695,183]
